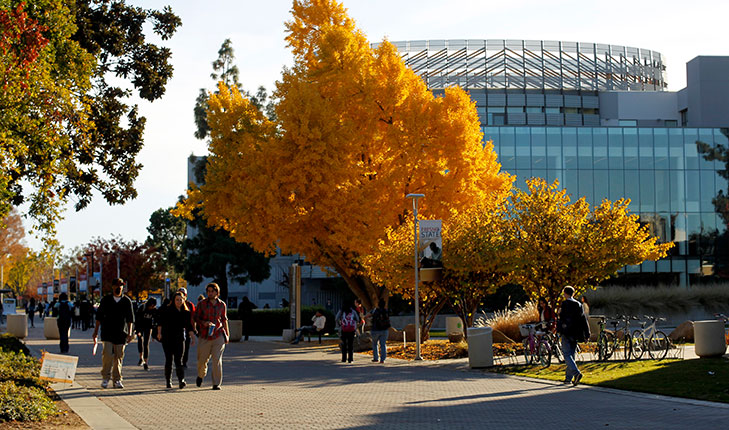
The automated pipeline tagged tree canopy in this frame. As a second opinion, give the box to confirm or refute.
[176,0,511,309]
[0,0,180,244]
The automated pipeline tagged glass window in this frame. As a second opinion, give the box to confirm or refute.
[563,128,577,169]
[669,128,684,170]
[619,120,637,127]
[640,170,655,212]
[488,107,506,113]
[686,171,700,212]
[683,129,699,169]
[477,107,486,114]
[664,120,678,127]
[547,170,563,187]
[714,129,729,170]
[514,170,529,192]
[546,128,562,169]
[531,127,546,168]
[545,107,560,114]
[577,128,593,169]
[638,129,654,169]
[623,128,638,168]
[669,170,685,213]
[564,170,578,200]
[594,170,609,204]
[499,127,515,170]
[532,169,547,181]
[700,212,716,256]
[698,129,715,170]
[491,113,505,125]
[654,129,669,169]
[624,170,640,212]
[515,128,531,169]
[593,128,608,169]
[526,107,542,113]
[716,172,728,208]
[608,128,623,169]
[507,107,524,113]
[672,213,687,255]
[579,170,593,203]
[687,214,701,256]
[655,170,669,212]
[609,170,625,202]
[563,107,579,114]
[700,170,715,212]
[484,127,499,154]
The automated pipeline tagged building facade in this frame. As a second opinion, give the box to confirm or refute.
[377,40,729,286]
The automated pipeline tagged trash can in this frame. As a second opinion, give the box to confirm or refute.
[467,326,494,368]
[446,317,463,335]
[228,320,243,342]
[694,320,727,358]
[7,314,27,339]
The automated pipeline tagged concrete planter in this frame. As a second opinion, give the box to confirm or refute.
[282,329,295,342]
[446,317,463,335]
[467,326,493,368]
[229,320,242,342]
[694,320,727,358]
[7,314,28,339]
[44,317,60,339]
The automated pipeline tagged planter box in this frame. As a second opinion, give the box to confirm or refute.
[228,320,242,342]
[7,314,27,339]
[694,320,727,358]
[44,317,60,339]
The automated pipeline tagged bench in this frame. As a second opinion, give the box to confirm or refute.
[306,329,331,344]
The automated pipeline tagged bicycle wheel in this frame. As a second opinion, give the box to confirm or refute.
[648,331,670,360]
[522,338,533,364]
[598,333,609,361]
[538,341,551,368]
[603,331,615,360]
[551,335,564,363]
[631,330,645,360]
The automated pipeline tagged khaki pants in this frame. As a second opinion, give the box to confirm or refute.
[101,342,126,382]
[197,336,226,386]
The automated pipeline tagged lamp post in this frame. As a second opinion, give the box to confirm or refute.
[406,193,425,361]
[115,252,121,278]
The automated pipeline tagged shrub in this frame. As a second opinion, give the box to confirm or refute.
[476,301,538,341]
[0,381,57,422]
[0,350,44,389]
[229,306,337,336]
[587,284,729,315]
[0,334,30,356]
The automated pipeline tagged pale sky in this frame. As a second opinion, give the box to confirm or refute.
[23,0,729,252]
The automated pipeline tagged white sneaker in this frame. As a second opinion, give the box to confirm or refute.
[113,380,124,389]
[101,380,109,389]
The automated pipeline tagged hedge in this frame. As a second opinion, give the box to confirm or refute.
[228,306,337,336]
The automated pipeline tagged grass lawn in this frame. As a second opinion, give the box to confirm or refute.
[493,358,729,403]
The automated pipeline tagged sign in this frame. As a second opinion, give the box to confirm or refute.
[39,352,78,384]
[60,277,68,293]
[53,279,59,294]
[419,219,443,268]
[69,276,76,294]
[37,285,43,295]
[79,273,87,292]
[2,298,16,315]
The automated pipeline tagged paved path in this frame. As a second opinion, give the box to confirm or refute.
[22,324,729,429]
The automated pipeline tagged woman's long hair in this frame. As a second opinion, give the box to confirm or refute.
[172,292,188,312]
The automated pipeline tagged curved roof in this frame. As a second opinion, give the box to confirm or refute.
[373,40,666,92]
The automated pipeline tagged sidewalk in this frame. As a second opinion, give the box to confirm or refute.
[22,323,729,429]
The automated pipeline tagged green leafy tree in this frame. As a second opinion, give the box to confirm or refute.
[146,206,186,274]
[0,0,181,244]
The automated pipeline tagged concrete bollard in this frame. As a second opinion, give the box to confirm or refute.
[7,314,28,339]
[228,320,242,342]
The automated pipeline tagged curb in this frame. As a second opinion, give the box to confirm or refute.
[24,341,137,430]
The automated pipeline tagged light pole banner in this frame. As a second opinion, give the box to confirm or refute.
[79,273,87,292]
[419,220,442,268]
[60,278,68,293]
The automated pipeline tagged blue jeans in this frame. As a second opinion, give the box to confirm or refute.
[371,330,389,362]
[561,336,579,381]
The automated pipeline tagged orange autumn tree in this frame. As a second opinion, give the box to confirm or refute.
[176,0,511,309]
[511,178,674,308]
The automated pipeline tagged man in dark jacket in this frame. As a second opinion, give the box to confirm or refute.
[55,293,73,353]
[557,285,590,386]
[92,278,135,389]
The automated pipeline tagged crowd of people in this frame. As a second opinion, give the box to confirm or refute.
[24,295,96,331]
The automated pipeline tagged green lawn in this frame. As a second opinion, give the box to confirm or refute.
[493,358,729,403]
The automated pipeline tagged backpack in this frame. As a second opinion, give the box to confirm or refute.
[372,308,391,331]
[340,311,357,332]
[58,301,72,324]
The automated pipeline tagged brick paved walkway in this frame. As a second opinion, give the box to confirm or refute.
[22,324,729,429]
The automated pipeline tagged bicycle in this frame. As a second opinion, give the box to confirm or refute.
[604,315,635,360]
[520,322,552,367]
[596,316,614,361]
[633,315,670,360]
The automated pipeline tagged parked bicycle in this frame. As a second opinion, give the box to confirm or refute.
[520,322,552,367]
[599,315,637,360]
[632,315,670,360]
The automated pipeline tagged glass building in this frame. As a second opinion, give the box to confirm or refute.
[379,40,729,286]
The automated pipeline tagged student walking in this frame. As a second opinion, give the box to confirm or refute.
[135,298,157,370]
[194,283,229,390]
[27,298,36,328]
[178,288,196,368]
[557,285,590,386]
[55,293,73,353]
[336,300,360,363]
[369,299,391,363]
[237,296,257,341]
[157,292,196,389]
[93,279,135,389]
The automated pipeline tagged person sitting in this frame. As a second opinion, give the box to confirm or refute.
[290,310,326,344]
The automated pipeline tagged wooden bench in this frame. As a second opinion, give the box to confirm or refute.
[306,329,331,344]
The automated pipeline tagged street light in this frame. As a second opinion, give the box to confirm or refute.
[406,193,425,361]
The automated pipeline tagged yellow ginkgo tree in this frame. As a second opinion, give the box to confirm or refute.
[176,0,511,309]
[511,178,674,308]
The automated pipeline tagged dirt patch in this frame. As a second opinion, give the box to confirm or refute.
[0,392,89,429]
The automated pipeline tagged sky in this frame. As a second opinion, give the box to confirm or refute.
[22,0,729,252]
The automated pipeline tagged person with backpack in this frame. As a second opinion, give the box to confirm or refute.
[135,298,157,370]
[55,293,74,353]
[557,285,590,386]
[157,291,196,389]
[336,300,360,363]
[369,299,391,363]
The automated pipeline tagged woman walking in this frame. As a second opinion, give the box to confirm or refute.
[157,292,196,388]
[369,299,391,363]
[27,298,36,328]
[336,300,360,363]
[135,298,157,370]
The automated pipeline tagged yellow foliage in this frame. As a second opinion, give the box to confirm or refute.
[178,0,510,308]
